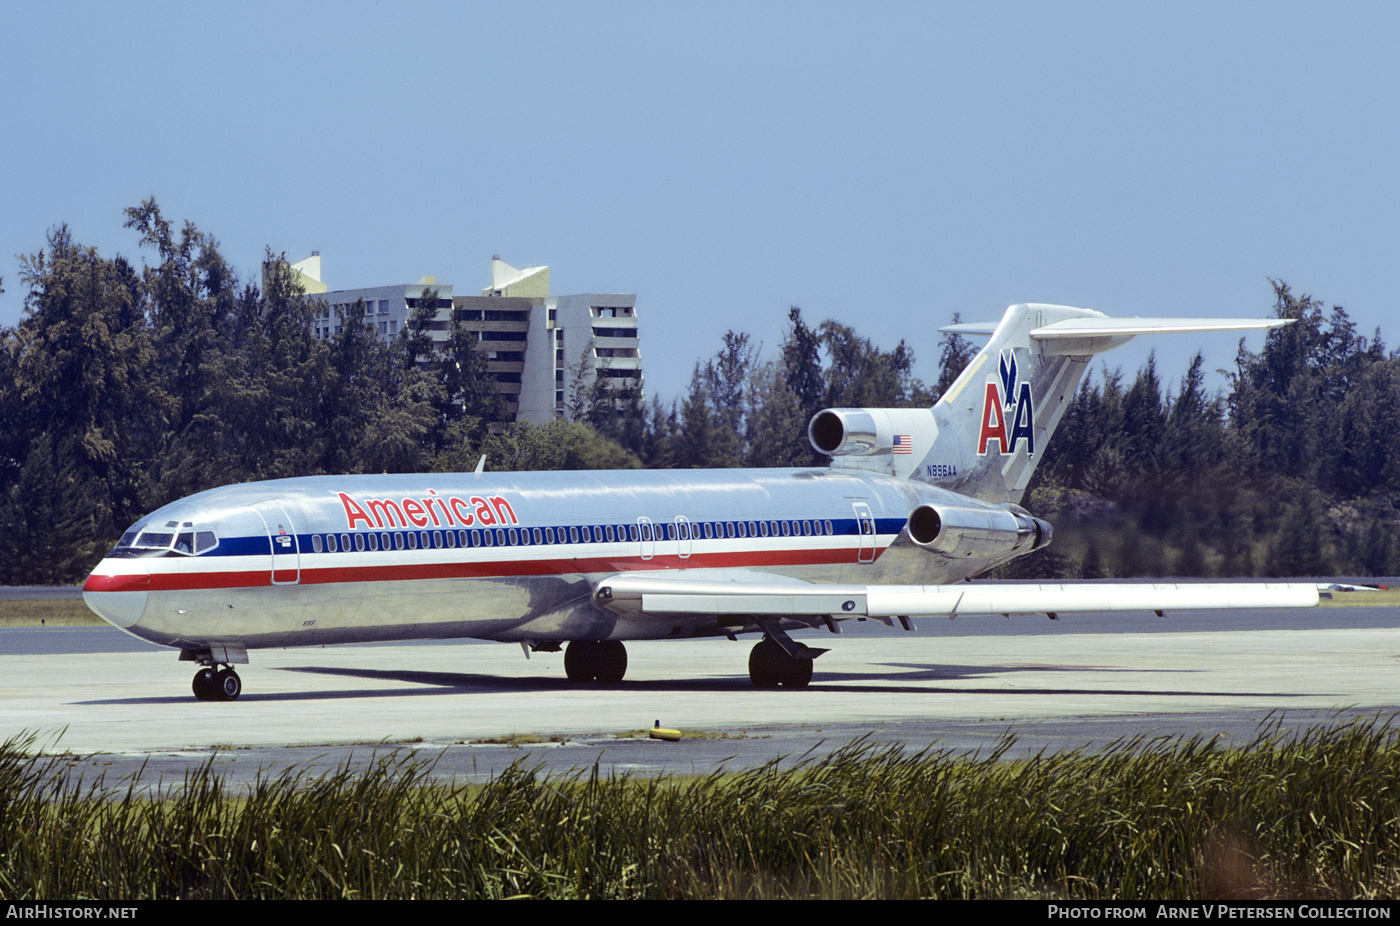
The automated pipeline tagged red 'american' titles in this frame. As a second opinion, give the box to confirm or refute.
[337,490,518,531]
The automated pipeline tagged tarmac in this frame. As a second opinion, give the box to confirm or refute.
[3,603,1399,787]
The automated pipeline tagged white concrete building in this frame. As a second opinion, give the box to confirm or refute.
[294,257,641,424]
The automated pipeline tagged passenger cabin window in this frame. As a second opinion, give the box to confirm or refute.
[312,519,876,549]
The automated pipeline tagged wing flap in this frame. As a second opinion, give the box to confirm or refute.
[642,592,867,616]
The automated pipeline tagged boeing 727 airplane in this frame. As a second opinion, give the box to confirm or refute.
[83,303,1319,700]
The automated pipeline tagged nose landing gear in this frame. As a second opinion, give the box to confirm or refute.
[182,645,249,701]
[192,665,242,701]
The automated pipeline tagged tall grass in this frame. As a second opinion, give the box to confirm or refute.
[4,718,1400,899]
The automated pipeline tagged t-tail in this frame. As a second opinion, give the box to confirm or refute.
[808,303,1291,505]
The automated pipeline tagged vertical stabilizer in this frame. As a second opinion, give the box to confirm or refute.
[923,304,1100,504]
[813,304,1289,506]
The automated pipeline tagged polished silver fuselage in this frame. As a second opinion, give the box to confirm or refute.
[83,467,996,653]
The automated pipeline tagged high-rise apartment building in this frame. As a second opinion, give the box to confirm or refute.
[287,256,641,424]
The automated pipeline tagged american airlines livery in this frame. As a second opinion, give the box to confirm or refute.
[83,304,1319,700]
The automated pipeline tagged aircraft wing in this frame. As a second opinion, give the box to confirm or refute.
[593,571,1319,621]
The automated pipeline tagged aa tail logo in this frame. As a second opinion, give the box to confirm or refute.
[978,350,1035,456]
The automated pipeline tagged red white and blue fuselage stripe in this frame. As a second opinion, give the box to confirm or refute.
[83,467,967,650]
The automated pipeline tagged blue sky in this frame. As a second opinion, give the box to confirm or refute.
[3,1,1396,404]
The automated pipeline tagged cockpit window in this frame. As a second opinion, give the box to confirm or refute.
[136,531,176,549]
[115,520,218,556]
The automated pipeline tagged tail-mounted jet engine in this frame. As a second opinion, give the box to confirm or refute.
[906,502,1052,560]
[808,407,932,457]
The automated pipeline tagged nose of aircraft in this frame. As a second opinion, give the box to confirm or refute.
[82,559,150,628]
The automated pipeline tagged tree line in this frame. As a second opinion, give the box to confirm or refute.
[2,201,478,582]
[1019,283,1400,579]
[3,203,1398,583]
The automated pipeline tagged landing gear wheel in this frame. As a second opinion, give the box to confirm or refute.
[748,637,813,688]
[214,667,242,701]
[748,638,785,688]
[564,641,595,682]
[594,641,627,683]
[781,655,813,689]
[192,666,242,701]
[192,668,217,701]
[564,641,628,683]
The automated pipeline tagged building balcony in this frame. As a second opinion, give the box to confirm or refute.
[593,336,640,352]
[463,319,530,334]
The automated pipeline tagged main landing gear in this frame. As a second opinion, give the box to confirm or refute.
[556,627,823,689]
[192,665,242,701]
[748,636,815,688]
[746,620,828,688]
[564,640,628,683]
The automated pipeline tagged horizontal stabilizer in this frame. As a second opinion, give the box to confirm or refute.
[1030,317,1291,339]
[941,315,1289,341]
[939,321,999,337]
